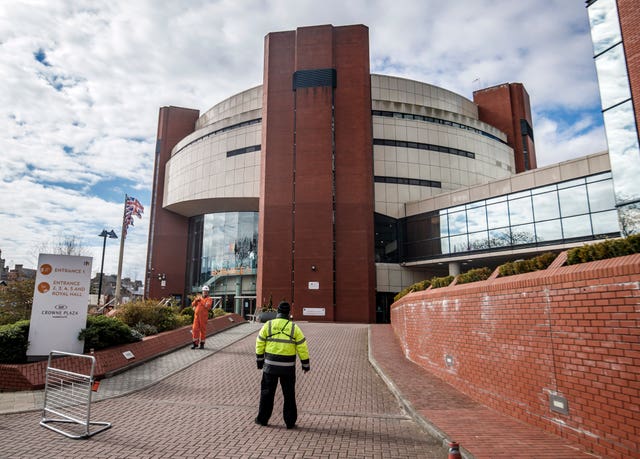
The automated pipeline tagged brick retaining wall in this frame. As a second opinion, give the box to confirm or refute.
[0,314,245,391]
[391,253,639,458]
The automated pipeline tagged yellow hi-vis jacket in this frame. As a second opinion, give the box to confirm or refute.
[256,316,310,375]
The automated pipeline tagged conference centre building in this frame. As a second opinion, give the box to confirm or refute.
[145,3,638,323]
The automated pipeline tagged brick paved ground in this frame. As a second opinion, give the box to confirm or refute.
[0,323,447,458]
[369,325,598,459]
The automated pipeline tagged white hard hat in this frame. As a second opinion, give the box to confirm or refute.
[202,286,210,292]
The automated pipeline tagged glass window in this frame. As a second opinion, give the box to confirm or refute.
[439,209,449,239]
[588,0,621,55]
[591,210,621,235]
[468,231,489,250]
[603,101,640,204]
[440,236,450,255]
[489,228,511,248]
[449,234,468,253]
[595,43,632,109]
[587,179,616,212]
[375,213,399,263]
[535,220,562,242]
[448,210,467,236]
[557,178,585,190]
[466,206,487,232]
[510,224,536,246]
[532,192,560,221]
[531,184,557,195]
[486,201,509,229]
[509,196,534,225]
[190,212,259,293]
[559,186,589,217]
[586,172,612,182]
[562,215,592,239]
[486,195,507,205]
[509,190,530,200]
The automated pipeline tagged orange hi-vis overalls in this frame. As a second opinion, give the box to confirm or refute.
[191,295,213,346]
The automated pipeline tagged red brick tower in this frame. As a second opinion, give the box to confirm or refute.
[618,0,640,134]
[258,25,376,322]
[473,83,537,173]
[145,106,199,301]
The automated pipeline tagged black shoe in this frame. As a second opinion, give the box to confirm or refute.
[190,343,197,349]
[254,417,267,426]
[286,424,296,430]
[199,343,205,349]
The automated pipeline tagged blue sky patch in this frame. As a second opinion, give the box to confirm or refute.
[34,48,51,66]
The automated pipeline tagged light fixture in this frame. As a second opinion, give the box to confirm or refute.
[97,229,117,306]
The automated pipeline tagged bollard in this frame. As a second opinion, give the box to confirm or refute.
[448,441,462,459]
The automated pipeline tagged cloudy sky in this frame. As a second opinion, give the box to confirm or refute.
[1,0,606,283]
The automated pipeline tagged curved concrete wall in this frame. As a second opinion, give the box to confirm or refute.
[163,77,516,222]
[371,75,514,218]
[163,88,263,216]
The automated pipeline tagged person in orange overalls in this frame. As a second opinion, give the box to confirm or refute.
[191,286,213,349]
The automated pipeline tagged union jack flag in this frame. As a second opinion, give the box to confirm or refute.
[122,195,144,237]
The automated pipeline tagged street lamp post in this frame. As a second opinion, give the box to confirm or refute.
[97,229,118,306]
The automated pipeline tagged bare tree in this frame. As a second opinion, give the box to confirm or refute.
[619,204,640,237]
[34,236,89,258]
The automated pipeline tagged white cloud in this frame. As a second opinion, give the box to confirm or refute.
[0,0,608,285]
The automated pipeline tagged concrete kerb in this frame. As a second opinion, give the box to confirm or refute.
[366,326,474,459]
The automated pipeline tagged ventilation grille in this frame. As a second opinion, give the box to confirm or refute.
[293,68,337,90]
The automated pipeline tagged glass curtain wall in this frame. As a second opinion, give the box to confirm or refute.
[588,0,640,234]
[187,212,258,296]
[402,173,620,261]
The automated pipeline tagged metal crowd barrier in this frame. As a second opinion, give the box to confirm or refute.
[40,350,111,439]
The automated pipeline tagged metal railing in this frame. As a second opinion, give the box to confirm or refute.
[40,350,111,439]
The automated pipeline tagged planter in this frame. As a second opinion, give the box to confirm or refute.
[0,313,246,391]
[258,311,277,322]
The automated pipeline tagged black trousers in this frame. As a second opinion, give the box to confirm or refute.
[256,372,297,427]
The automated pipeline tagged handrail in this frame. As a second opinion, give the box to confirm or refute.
[96,297,117,314]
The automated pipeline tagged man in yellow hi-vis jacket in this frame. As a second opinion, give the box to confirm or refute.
[255,301,310,429]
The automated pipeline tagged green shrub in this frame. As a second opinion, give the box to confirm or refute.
[457,267,493,284]
[430,275,454,289]
[567,234,640,265]
[180,306,194,319]
[394,286,413,302]
[133,322,158,337]
[0,320,30,364]
[78,315,141,353]
[628,234,640,252]
[178,303,223,322]
[117,300,184,333]
[499,252,558,277]
[394,279,431,302]
[212,307,226,317]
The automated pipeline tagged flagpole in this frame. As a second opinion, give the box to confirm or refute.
[114,194,128,305]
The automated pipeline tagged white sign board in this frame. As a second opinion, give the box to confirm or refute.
[303,307,326,316]
[308,281,319,290]
[27,254,92,358]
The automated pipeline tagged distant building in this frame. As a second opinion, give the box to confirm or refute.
[6,264,36,282]
[90,274,143,304]
[146,6,637,322]
[0,250,8,282]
